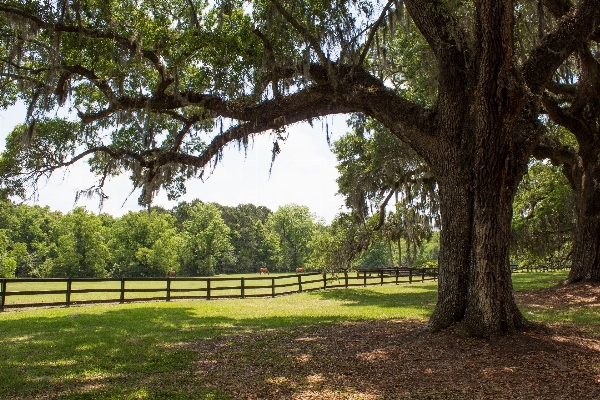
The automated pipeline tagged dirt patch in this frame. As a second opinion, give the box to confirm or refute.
[515,281,600,309]
[192,284,600,399]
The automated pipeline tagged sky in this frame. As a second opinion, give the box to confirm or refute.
[0,103,349,224]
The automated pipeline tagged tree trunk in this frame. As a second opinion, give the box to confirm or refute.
[386,237,394,268]
[426,168,473,331]
[461,168,529,336]
[405,236,411,268]
[569,213,600,282]
[397,238,402,268]
[568,160,600,282]
[412,238,417,263]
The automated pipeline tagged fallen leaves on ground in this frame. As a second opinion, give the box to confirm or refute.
[192,282,600,399]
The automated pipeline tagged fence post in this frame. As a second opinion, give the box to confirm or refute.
[363,271,367,287]
[344,271,348,289]
[271,278,275,297]
[323,272,327,290]
[166,278,171,302]
[395,269,399,285]
[66,279,72,307]
[120,278,125,303]
[297,275,303,293]
[422,268,426,282]
[409,269,413,284]
[380,269,384,286]
[241,277,245,299]
[207,279,211,300]
[1,279,6,312]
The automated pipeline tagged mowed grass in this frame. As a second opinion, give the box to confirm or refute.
[0,270,589,400]
[1,272,428,307]
[1,273,329,306]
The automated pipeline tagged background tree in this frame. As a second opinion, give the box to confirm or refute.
[267,204,321,272]
[510,160,575,269]
[532,33,600,282]
[1,0,598,336]
[0,201,62,277]
[51,207,110,278]
[333,117,437,269]
[0,229,17,278]
[215,203,280,274]
[181,202,233,276]
[109,210,183,277]
[307,211,372,273]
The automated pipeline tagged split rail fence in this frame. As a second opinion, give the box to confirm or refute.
[0,267,438,311]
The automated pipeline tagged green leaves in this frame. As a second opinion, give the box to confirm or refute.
[266,204,322,271]
[109,210,183,277]
[511,161,575,268]
[181,202,233,276]
[53,207,110,278]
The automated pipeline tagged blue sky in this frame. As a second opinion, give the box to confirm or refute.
[0,104,349,223]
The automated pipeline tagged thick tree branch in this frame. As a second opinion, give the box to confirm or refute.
[523,0,600,95]
[542,93,593,141]
[62,65,118,105]
[402,0,470,123]
[403,0,470,61]
[546,80,578,97]
[171,117,200,152]
[532,137,577,167]
[252,28,280,98]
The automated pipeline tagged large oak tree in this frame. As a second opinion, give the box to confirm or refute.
[0,0,598,337]
[534,42,600,283]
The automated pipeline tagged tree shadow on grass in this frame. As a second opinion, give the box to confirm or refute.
[0,301,412,400]
[1,285,598,400]
[311,282,438,309]
[0,285,441,398]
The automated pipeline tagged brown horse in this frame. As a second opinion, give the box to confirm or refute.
[295,267,305,273]
[167,269,177,277]
[259,267,269,275]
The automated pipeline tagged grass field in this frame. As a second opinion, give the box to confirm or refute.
[1,271,434,307]
[0,270,590,400]
[1,273,328,306]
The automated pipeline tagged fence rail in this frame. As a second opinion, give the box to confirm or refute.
[0,268,438,311]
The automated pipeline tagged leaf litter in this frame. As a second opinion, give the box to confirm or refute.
[192,282,600,399]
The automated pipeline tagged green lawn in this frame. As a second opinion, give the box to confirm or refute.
[1,271,432,307]
[0,270,591,400]
[1,273,327,306]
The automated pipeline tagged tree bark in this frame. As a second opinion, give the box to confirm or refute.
[426,166,473,331]
[569,212,600,282]
[386,237,394,268]
[462,159,530,336]
[405,236,411,268]
[568,158,600,282]
[397,238,403,268]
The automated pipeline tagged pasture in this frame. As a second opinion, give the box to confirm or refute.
[0,273,328,307]
[0,269,436,309]
[1,271,598,399]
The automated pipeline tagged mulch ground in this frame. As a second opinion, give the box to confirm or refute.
[192,282,600,399]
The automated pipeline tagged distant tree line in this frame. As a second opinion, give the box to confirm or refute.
[0,160,572,280]
[0,199,440,279]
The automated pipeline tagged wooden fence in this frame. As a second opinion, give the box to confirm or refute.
[0,268,438,311]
